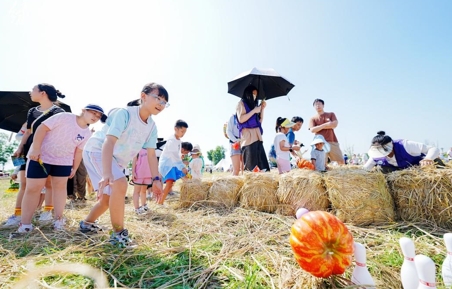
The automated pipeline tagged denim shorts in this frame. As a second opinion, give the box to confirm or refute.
[230,142,242,157]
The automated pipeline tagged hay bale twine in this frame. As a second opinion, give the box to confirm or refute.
[386,167,452,228]
[324,168,395,226]
[239,172,279,213]
[208,176,244,207]
[179,179,213,208]
[276,169,329,216]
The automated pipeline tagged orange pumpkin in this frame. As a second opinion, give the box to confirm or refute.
[297,158,315,170]
[289,210,354,278]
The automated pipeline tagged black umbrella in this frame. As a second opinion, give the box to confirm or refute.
[227,68,295,100]
[0,91,71,133]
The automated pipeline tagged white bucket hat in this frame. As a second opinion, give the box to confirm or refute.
[311,135,331,153]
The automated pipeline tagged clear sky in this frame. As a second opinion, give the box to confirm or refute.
[1,0,451,169]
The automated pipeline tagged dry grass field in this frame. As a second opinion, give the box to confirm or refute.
[0,170,450,288]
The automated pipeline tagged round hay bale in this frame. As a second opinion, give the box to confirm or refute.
[386,167,452,228]
[324,168,395,226]
[239,172,279,213]
[208,176,244,207]
[276,169,329,216]
[179,179,213,208]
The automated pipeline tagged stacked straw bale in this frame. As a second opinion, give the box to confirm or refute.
[208,176,244,207]
[324,168,395,226]
[386,167,452,228]
[276,169,329,216]
[239,172,280,213]
[179,179,213,208]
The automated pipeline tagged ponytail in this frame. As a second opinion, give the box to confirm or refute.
[37,83,65,102]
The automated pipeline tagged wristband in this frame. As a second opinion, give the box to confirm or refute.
[152,176,161,183]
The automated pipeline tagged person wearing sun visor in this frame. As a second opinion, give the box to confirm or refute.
[363,131,443,173]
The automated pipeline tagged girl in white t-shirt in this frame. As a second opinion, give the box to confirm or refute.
[273,117,301,174]
[16,104,106,233]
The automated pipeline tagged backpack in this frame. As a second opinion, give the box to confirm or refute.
[223,122,229,139]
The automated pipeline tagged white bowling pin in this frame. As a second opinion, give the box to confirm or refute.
[351,242,375,288]
[399,237,419,289]
[442,233,452,288]
[295,208,309,219]
[414,255,437,289]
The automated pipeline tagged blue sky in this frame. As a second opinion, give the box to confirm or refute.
[1,0,451,168]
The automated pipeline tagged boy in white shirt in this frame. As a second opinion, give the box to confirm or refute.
[158,120,189,204]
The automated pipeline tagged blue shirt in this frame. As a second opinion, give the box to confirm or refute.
[286,129,295,146]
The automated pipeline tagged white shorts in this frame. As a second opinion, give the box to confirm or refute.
[83,150,126,196]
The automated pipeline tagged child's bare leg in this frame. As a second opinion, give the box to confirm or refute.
[43,176,53,211]
[140,186,147,207]
[132,185,141,209]
[158,180,173,205]
[84,194,110,223]
[13,170,27,216]
[52,176,69,220]
[109,177,128,232]
[20,178,47,224]
[37,193,45,209]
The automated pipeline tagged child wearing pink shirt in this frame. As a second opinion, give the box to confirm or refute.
[15,104,107,233]
[131,148,152,214]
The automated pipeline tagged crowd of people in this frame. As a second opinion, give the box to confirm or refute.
[226,85,443,175]
[3,82,445,249]
[4,82,205,248]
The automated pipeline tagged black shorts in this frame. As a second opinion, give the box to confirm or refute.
[27,160,72,178]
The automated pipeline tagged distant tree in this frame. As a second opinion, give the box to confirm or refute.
[0,133,18,170]
[207,146,226,165]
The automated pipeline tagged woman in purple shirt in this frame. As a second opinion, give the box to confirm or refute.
[363,131,442,173]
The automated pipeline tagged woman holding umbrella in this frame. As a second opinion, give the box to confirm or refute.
[236,85,270,172]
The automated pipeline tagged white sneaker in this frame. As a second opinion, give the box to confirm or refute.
[135,206,147,215]
[54,218,66,231]
[109,229,137,249]
[18,223,33,233]
[3,215,21,227]
[39,211,53,223]
[142,204,149,211]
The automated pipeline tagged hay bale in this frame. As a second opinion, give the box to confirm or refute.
[386,167,452,228]
[208,176,244,207]
[239,172,280,213]
[324,168,395,226]
[179,179,213,208]
[276,169,329,216]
